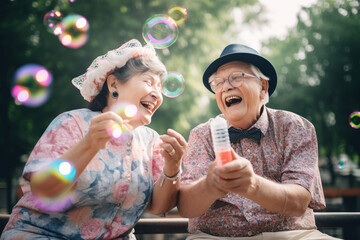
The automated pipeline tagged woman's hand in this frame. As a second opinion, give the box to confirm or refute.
[159,129,187,176]
[83,111,131,150]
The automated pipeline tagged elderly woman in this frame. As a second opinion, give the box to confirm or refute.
[1,39,186,240]
[177,44,340,239]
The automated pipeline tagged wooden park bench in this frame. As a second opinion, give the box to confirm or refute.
[1,212,360,237]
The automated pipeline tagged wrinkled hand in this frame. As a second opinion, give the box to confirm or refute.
[213,149,259,197]
[159,129,187,176]
[204,161,228,199]
[84,111,132,150]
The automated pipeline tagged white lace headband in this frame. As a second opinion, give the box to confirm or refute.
[72,39,157,102]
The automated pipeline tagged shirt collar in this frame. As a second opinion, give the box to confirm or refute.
[220,105,269,136]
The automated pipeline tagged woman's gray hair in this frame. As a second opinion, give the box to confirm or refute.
[113,55,167,83]
[88,56,167,111]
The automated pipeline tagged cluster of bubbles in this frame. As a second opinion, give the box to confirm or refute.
[142,6,188,98]
[11,4,89,106]
[349,111,360,129]
[11,64,52,107]
[107,102,138,140]
[43,10,89,49]
[32,159,77,212]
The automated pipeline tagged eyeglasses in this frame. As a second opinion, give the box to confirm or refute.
[208,71,259,93]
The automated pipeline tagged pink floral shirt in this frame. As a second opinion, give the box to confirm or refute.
[1,109,164,240]
[182,107,326,237]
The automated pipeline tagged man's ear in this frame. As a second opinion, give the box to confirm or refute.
[260,80,269,99]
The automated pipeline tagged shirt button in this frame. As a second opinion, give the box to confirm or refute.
[247,149,251,153]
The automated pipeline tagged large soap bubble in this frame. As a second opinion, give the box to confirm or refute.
[11,64,52,107]
[142,14,178,49]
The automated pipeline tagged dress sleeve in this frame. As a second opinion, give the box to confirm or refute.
[21,112,84,193]
[280,114,325,210]
[181,123,214,185]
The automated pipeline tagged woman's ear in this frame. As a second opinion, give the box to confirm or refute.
[260,80,269,99]
[107,74,118,92]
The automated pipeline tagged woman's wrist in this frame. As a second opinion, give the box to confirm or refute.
[163,164,181,177]
[159,168,182,187]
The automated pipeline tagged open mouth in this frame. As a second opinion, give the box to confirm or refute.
[140,101,156,113]
[225,96,242,107]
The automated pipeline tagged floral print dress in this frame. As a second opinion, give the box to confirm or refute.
[1,108,164,240]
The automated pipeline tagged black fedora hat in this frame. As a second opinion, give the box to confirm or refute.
[203,44,277,96]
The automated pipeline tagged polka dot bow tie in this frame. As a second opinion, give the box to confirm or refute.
[228,127,262,143]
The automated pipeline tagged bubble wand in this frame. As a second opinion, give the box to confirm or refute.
[210,117,232,165]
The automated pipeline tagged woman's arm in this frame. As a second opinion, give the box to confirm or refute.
[30,112,125,198]
[146,129,187,215]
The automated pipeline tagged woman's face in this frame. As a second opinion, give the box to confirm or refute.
[109,71,163,127]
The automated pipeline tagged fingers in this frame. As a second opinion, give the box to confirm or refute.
[86,112,130,149]
[213,158,257,195]
[159,129,187,159]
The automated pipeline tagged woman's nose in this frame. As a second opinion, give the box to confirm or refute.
[151,90,161,101]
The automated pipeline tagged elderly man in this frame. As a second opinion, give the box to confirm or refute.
[177,44,340,239]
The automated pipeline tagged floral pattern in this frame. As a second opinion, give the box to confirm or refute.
[1,108,164,240]
[182,107,326,237]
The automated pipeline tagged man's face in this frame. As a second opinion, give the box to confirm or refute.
[213,61,266,129]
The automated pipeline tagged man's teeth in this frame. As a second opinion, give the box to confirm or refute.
[225,96,241,102]
[225,96,242,107]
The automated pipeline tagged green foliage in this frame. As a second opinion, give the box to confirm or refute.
[0,0,260,180]
[264,0,360,162]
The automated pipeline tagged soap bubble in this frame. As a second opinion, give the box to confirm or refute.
[11,64,52,107]
[349,111,360,129]
[31,159,77,212]
[161,72,185,98]
[58,14,89,49]
[167,6,188,26]
[337,157,346,169]
[142,14,178,49]
[107,102,138,140]
[43,10,62,34]
[111,101,138,119]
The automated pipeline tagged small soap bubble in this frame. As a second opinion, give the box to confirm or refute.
[337,157,346,169]
[59,14,89,49]
[106,123,123,139]
[56,161,76,182]
[142,14,178,49]
[349,111,360,129]
[161,72,185,98]
[167,6,188,26]
[11,64,52,107]
[107,102,138,140]
[53,23,63,36]
[43,10,62,34]
[31,159,77,212]
[111,101,138,119]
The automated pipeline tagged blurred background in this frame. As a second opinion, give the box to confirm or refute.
[1,0,360,239]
